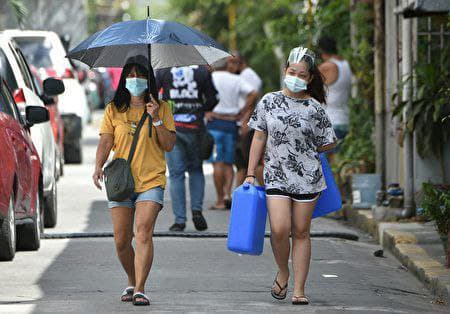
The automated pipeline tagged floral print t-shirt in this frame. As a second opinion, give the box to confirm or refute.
[248,91,337,194]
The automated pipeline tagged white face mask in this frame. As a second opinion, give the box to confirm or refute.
[284,75,308,93]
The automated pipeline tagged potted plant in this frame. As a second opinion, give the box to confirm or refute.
[421,183,450,266]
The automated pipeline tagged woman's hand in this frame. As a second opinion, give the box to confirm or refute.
[146,95,160,120]
[244,175,256,185]
[93,167,104,190]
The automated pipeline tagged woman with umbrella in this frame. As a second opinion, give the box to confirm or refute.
[70,14,230,306]
[93,56,176,306]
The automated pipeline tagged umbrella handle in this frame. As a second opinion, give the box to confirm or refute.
[147,43,159,138]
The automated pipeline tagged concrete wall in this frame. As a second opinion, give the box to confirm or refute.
[384,0,450,200]
[0,0,88,49]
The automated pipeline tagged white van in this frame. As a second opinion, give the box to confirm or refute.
[5,30,90,164]
[0,34,61,228]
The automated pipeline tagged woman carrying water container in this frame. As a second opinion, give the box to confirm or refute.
[245,46,337,305]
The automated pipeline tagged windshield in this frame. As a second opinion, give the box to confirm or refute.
[14,37,53,69]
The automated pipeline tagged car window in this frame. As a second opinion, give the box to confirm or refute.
[8,42,34,91]
[14,37,53,69]
[31,70,44,95]
[0,83,20,120]
[0,49,19,92]
[16,48,39,94]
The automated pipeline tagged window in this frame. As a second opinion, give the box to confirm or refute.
[8,42,33,91]
[0,49,19,92]
[0,83,19,120]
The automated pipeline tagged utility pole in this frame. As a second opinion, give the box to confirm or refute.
[401,0,414,217]
[374,0,385,188]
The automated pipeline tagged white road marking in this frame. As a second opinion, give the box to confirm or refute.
[322,274,339,278]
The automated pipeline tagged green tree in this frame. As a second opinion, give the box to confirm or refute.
[7,0,27,27]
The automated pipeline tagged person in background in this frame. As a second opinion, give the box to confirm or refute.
[227,52,264,189]
[246,47,336,305]
[318,36,352,155]
[156,65,219,232]
[207,58,258,210]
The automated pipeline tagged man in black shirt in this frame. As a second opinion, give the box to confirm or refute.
[156,65,219,232]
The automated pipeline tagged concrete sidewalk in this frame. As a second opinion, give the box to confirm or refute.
[344,206,450,305]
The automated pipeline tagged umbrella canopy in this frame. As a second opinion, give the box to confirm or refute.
[68,19,231,69]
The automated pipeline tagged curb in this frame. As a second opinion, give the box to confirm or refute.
[344,206,449,304]
[42,231,359,241]
[383,229,450,303]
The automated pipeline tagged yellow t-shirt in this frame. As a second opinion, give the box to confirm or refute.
[99,101,175,192]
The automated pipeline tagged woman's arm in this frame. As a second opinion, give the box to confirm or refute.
[245,130,267,184]
[147,95,176,152]
[93,133,114,189]
[154,124,176,152]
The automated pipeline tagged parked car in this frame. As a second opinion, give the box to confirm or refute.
[5,30,90,164]
[30,65,65,177]
[0,77,53,261]
[0,33,62,228]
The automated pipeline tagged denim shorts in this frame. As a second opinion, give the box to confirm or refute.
[208,129,237,164]
[107,186,164,209]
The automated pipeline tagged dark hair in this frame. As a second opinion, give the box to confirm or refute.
[318,36,337,55]
[112,60,150,112]
[285,61,327,105]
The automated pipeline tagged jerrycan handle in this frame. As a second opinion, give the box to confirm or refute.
[243,183,251,190]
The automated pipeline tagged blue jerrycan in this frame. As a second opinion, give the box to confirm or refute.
[313,153,342,218]
[227,184,268,255]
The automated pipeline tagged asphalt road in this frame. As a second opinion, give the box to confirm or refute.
[0,115,447,313]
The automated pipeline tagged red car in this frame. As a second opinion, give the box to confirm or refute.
[0,77,51,261]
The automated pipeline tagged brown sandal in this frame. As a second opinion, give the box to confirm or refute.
[292,295,309,305]
[271,272,288,300]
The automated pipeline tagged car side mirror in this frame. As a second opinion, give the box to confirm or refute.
[26,106,49,126]
[43,78,65,96]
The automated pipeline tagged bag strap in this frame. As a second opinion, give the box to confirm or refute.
[127,112,148,164]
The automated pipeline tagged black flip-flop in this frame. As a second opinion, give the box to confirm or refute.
[132,292,150,306]
[120,286,134,302]
[292,295,309,305]
[271,273,288,300]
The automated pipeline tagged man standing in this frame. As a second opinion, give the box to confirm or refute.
[318,36,352,151]
[207,58,257,210]
[228,53,264,188]
[157,65,219,231]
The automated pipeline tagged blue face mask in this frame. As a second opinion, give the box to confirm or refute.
[125,78,147,96]
[284,75,308,93]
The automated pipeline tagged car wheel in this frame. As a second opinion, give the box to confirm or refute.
[16,189,41,251]
[44,181,57,228]
[0,192,16,261]
[64,138,82,164]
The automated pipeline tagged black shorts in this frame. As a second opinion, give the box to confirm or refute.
[234,129,254,170]
[266,189,320,203]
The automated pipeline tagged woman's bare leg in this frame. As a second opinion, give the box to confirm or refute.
[110,207,135,287]
[291,199,316,297]
[267,197,292,291]
[134,201,161,295]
